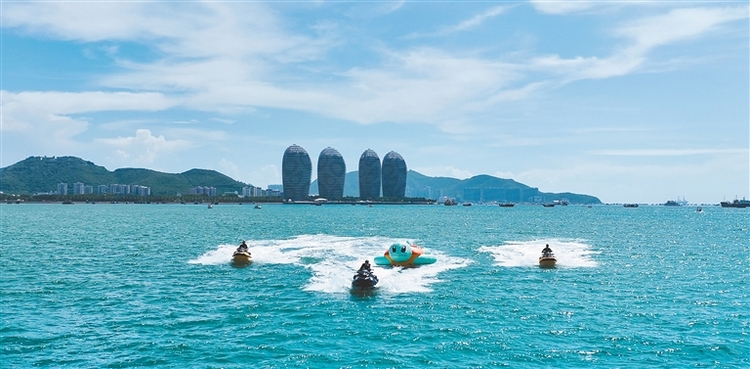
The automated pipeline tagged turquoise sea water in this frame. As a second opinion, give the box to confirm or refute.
[1,203,748,368]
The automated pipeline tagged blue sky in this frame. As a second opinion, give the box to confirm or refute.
[1,1,748,203]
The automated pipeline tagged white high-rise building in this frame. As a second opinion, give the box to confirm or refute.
[73,182,85,195]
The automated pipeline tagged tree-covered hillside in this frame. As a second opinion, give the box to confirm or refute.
[0,156,249,196]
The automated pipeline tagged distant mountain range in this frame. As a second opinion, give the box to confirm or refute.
[0,156,601,204]
[0,156,246,197]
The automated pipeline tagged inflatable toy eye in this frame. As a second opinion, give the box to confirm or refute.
[401,246,406,253]
[391,246,397,253]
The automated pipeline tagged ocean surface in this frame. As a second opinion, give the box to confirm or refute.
[1,203,748,368]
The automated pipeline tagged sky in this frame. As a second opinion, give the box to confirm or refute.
[1,1,748,204]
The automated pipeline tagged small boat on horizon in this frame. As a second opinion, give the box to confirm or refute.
[720,199,749,208]
[624,203,639,208]
[499,203,515,208]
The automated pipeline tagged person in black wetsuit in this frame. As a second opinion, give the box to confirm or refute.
[236,240,249,253]
[358,260,371,272]
[542,244,552,257]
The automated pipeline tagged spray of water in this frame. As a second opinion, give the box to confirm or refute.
[478,239,599,268]
[189,235,472,294]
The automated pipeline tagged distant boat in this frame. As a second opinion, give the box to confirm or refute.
[664,200,680,206]
[462,203,472,207]
[62,200,73,205]
[720,199,750,208]
[444,199,457,206]
[499,203,515,208]
[542,203,555,207]
[254,204,262,209]
[623,203,639,208]
[208,204,213,209]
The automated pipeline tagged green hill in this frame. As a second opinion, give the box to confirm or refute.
[0,156,249,196]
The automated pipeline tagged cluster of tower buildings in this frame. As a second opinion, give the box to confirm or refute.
[189,186,217,197]
[282,145,407,201]
[56,182,151,196]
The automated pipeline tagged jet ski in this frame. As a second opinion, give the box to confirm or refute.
[351,270,378,290]
[232,250,252,266]
[539,252,556,268]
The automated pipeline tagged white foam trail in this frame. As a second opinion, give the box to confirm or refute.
[189,235,472,294]
[187,244,237,265]
[478,239,599,268]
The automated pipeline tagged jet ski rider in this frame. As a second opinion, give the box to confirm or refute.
[358,260,371,272]
[542,244,552,257]
[236,240,249,253]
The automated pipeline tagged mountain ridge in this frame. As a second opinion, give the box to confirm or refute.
[0,156,601,204]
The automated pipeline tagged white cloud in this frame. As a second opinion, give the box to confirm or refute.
[590,148,748,156]
[5,3,743,133]
[453,6,510,31]
[618,6,748,54]
[530,0,596,15]
[165,128,229,142]
[1,90,176,154]
[492,170,516,179]
[406,5,511,38]
[218,158,242,182]
[211,118,235,125]
[95,129,192,163]
[412,165,474,180]
[526,6,747,83]
[246,164,281,188]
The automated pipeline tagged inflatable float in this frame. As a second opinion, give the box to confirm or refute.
[373,242,437,267]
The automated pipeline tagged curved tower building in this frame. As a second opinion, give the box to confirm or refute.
[382,151,407,199]
[317,147,346,199]
[282,144,312,201]
[358,149,381,200]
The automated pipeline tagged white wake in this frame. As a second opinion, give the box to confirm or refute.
[189,235,471,294]
[478,239,599,268]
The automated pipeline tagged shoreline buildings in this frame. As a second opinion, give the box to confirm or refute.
[57,182,150,196]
